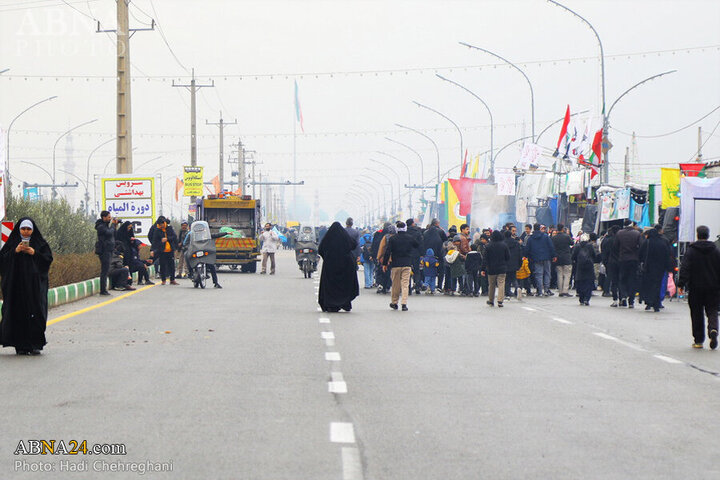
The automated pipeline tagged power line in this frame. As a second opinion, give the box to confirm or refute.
[611,105,720,138]
[686,116,720,162]
[0,0,99,12]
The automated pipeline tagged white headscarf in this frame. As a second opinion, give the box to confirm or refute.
[19,219,33,241]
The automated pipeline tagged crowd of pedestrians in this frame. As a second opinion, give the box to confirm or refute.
[348,217,720,348]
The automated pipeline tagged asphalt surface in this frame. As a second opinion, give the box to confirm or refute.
[1,250,719,479]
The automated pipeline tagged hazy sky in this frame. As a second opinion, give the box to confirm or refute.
[1,0,719,221]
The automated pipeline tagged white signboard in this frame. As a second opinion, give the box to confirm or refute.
[101,176,157,244]
[517,142,542,170]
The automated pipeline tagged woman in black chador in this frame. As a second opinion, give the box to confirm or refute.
[0,218,53,355]
[318,222,359,312]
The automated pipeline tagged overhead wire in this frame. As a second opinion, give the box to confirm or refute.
[611,105,720,138]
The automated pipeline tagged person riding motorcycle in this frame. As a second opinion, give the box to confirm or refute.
[183,221,228,289]
[295,224,319,277]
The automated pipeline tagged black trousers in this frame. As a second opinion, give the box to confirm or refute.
[618,260,638,304]
[110,267,130,289]
[411,257,422,292]
[606,263,620,301]
[505,271,518,296]
[98,252,111,293]
[159,252,176,281]
[207,264,219,284]
[689,289,720,344]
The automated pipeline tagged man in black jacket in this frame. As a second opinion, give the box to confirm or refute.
[150,216,179,285]
[95,210,119,295]
[423,218,447,291]
[406,218,424,294]
[678,225,720,349]
[551,223,574,297]
[383,221,419,311]
[601,225,621,305]
[481,230,510,307]
[613,219,642,307]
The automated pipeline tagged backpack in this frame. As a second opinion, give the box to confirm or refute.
[361,242,372,260]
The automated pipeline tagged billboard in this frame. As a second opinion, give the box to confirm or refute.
[101,176,157,244]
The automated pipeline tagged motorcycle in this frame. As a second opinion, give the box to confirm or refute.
[295,225,319,279]
[190,250,210,289]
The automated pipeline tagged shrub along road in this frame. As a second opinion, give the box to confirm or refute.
[1,251,719,479]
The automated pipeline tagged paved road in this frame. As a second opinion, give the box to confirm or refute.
[2,251,719,479]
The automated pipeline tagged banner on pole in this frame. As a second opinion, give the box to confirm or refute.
[183,166,204,197]
[0,125,6,220]
[101,176,156,244]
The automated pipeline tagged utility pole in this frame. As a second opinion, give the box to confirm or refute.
[97,2,154,175]
[697,126,703,163]
[238,140,245,195]
[623,146,630,185]
[173,69,214,203]
[206,113,236,194]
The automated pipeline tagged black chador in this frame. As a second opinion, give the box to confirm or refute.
[318,222,359,312]
[0,218,54,355]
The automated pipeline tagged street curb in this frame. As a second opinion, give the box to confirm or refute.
[0,266,156,310]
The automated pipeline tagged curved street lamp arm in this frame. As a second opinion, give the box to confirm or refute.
[53,118,99,184]
[20,161,54,183]
[459,42,534,141]
[413,101,464,167]
[545,0,605,113]
[395,123,441,184]
[9,96,59,131]
[383,138,422,184]
[86,137,115,187]
[607,70,677,120]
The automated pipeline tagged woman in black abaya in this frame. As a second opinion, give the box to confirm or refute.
[0,218,53,355]
[318,222,359,312]
[639,226,672,312]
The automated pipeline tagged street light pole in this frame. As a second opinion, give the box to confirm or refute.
[384,137,424,186]
[52,119,98,198]
[362,169,395,219]
[435,74,495,180]
[355,177,386,219]
[368,160,401,215]
[545,0,606,180]
[413,101,464,168]
[459,42,535,142]
[5,95,58,205]
[395,123,441,187]
[376,150,412,216]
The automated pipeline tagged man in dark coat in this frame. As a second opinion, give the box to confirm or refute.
[406,219,424,294]
[638,226,672,312]
[95,210,119,295]
[613,219,642,308]
[150,216,179,285]
[423,218,447,291]
[0,218,53,355]
[344,217,362,266]
[481,230,510,307]
[524,223,557,296]
[383,221,419,311]
[371,222,391,293]
[318,222,359,312]
[551,223,574,297]
[601,225,621,306]
[572,233,601,305]
[503,230,523,298]
[677,225,720,349]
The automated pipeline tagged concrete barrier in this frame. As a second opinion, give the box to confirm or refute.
[0,266,156,311]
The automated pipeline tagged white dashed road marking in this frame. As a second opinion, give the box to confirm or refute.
[330,423,356,444]
[321,332,335,340]
[319,317,330,324]
[325,352,341,361]
[342,447,364,480]
[522,307,537,312]
[552,317,573,324]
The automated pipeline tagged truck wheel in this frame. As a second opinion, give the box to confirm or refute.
[247,262,257,273]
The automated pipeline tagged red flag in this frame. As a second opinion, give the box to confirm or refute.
[448,177,487,216]
[591,129,603,163]
[679,163,706,177]
[461,149,469,177]
[553,105,571,157]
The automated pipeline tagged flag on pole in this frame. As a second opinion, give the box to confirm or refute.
[578,129,604,179]
[679,163,706,177]
[211,175,221,194]
[553,105,571,158]
[294,80,304,133]
[460,149,469,177]
[470,154,480,179]
[174,177,184,202]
